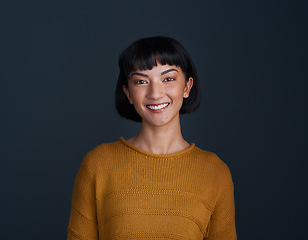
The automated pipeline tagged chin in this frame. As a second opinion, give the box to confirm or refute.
[143,116,178,128]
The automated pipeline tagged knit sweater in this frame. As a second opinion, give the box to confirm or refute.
[67,137,237,240]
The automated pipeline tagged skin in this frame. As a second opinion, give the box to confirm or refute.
[123,64,193,155]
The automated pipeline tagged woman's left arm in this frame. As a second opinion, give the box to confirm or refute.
[206,163,237,240]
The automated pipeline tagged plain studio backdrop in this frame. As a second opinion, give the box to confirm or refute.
[0,0,307,239]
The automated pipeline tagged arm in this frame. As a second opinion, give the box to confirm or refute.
[206,164,237,240]
[67,154,99,240]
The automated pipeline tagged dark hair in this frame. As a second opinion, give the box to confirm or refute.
[115,36,201,122]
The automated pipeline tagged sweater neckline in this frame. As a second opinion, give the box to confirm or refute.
[119,137,195,158]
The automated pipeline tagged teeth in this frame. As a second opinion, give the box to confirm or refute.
[147,103,169,110]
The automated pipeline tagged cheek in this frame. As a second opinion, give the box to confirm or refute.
[168,85,185,98]
[129,88,144,103]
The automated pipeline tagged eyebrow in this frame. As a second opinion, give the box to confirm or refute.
[130,72,149,78]
[161,68,178,75]
[130,68,178,79]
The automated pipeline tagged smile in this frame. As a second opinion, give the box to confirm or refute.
[146,103,170,110]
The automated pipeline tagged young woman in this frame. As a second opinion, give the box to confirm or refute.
[67,36,237,240]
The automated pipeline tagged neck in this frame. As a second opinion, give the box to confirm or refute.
[127,117,190,155]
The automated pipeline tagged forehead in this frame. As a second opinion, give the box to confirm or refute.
[131,64,183,75]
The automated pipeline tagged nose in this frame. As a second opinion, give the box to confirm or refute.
[147,81,164,99]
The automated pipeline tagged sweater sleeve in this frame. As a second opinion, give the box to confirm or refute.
[206,162,237,240]
[67,154,99,240]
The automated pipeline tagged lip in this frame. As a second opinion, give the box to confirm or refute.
[146,102,170,112]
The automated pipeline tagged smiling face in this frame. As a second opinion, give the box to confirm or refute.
[123,64,193,128]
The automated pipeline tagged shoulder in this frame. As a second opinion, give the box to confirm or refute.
[192,147,233,182]
[79,140,124,173]
[193,147,230,170]
[85,140,122,158]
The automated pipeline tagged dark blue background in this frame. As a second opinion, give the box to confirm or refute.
[1,0,307,239]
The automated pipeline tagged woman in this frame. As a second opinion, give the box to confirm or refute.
[67,36,237,240]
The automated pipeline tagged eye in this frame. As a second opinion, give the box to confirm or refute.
[163,77,175,82]
[136,80,147,84]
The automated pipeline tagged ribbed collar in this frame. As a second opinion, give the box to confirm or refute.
[119,137,195,158]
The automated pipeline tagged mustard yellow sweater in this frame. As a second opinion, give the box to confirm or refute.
[67,137,236,240]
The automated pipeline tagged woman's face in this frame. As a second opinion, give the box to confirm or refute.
[123,64,193,128]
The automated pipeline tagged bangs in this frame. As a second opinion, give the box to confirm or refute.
[133,50,186,72]
[119,37,188,83]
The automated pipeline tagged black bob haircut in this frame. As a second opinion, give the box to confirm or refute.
[115,36,201,122]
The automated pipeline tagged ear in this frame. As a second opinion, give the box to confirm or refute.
[123,85,133,104]
[183,77,193,98]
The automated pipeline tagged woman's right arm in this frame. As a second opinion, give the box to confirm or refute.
[67,154,99,240]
